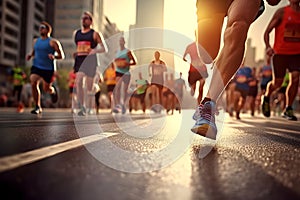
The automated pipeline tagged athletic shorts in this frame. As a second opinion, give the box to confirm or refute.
[248,86,258,97]
[107,85,115,93]
[151,83,164,91]
[30,66,54,83]
[69,87,76,94]
[196,0,230,19]
[188,70,204,86]
[272,54,300,78]
[278,86,287,94]
[132,92,147,104]
[116,71,131,85]
[235,87,249,99]
[74,55,97,78]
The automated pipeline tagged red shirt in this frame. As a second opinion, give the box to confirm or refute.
[274,6,300,55]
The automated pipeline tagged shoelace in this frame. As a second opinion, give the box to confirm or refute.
[194,102,218,121]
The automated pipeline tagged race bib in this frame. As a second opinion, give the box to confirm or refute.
[236,76,247,83]
[284,23,300,42]
[77,41,91,53]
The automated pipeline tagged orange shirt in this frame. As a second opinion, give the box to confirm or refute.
[104,67,116,86]
[274,6,300,55]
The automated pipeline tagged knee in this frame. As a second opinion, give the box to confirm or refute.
[272,79,283,89]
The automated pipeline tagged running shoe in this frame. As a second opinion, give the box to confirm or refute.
[17,103,24,113]
[31,106,42,114]
[261,96,270,117]
[112,104,122,113]
[51,85,58,103]
[191,101,217,140]
[78,106,86,116]
[121,104,126,114]
[282,107,297,121]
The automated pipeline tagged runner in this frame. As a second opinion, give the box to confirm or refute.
[191,0,267,139]
[11,65,27,113]
[183,40,207,104]
[73,11,107,116]
[148,51,167,113]
[262,0,300,121]
[112,36,137,114]
[26,21,65,114]
[129,72,149,113]
[104,63,116,112]
[174,72,186,113]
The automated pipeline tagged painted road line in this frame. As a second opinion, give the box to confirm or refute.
[0,132,118,173]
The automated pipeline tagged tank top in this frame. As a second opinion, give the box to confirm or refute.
[115,48,131,74]
[33,37,55,71]
[74,29,97,56]
[104,67,116,86]
[274,6,300,55]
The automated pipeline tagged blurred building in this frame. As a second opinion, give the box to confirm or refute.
[244,38,257,68]
[0,0,32,80]
[128,0,167,80]
[53,0,104,68]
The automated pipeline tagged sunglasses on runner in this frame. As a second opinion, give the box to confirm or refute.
[39,24,47,29]
[81,16,91,20]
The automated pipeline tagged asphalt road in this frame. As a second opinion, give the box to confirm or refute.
[0,108,299,200]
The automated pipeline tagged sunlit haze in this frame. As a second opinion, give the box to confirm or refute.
[104,0,289,62]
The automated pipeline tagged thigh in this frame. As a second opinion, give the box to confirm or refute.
[288,54,300,72]
[272,55,288,79]
[197,0,230,59]
[86,76,94,91]
[30,73,41,84]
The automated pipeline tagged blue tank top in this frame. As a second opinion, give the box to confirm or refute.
[234,67,252,90]
[33,37,55,70]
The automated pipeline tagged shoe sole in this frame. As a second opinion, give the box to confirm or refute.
[77,111,86,116]
[31,111,42,114]
[191,124,217,140]
[282,115,297,121]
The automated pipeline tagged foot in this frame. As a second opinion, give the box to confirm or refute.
[17,103,24,113]
[191,101,218,140]
[51,85,58,103]
[78,106,86,116]
[261,96,270,117]
[121,104,126,114]
[282,107,297,121]
[236,112,241,120]
[112,104,122,113]
[31,106,42,114]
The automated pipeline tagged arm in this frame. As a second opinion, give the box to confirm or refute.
[49,39,65,60]
[127,50,137,66]
[183,46,189,62]
[264,8,283,57]
[148,62,152,77]
[90,31,108,54]
[162,61,167,72]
